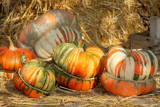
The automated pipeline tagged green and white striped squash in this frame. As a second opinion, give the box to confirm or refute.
[105,47,158,81]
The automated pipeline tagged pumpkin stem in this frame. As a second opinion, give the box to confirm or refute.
[7,36,17,50]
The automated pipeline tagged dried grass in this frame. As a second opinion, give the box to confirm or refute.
[0,0,160,48]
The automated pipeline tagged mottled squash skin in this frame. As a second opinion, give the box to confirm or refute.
[17,9,82,61]
[101,72,156,97]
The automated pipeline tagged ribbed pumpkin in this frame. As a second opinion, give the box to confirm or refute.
[101,47,158,97]
[53,40,105,79]
[0,36,35,80]
[17,9,82,61]
[53,64,98,91]
[105,47,158,81]
[13,59,56,98]
[52,40,104,91]
[101,72,156,97]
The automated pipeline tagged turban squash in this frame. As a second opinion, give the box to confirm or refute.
[101,47,158,97]
[52,40,105,91]
[17,9,82,61]
[0,36,35,80]
[13,59,56,98]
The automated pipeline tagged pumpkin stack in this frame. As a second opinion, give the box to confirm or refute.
[13,9,84,97]
[52,40,105,91]
[0,36,35,80]
[101,47,158,97]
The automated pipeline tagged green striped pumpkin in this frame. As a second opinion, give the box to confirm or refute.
[105,47,158,81]
[13,59,56,98]
[52,40,105,79]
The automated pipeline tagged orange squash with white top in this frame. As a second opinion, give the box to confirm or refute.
[101,47,158,97]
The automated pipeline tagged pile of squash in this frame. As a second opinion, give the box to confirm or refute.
[0,9,158,98]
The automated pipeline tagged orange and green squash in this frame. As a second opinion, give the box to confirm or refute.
[101,72,156,97]
[52,40,104,91]
[0,36,35,80]
[53,64,98,91]
[101,47,158,97]
[13,59,56,98]
[53,40,105,79]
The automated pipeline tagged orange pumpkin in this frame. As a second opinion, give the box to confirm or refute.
[13,59,56,98]
[0,36,35,72]
[101,72,156,97]
[53,64,98,91]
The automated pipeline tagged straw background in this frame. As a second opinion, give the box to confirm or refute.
[0,0,160,48]
[0,0,160,106]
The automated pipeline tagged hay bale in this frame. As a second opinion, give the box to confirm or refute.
[0,0,160,48]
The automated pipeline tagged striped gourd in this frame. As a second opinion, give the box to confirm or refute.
[13,59,56,98]
[17,9,82,61]
[53,40,105,79]
[53,64,98,91]
[105,47,158,81]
